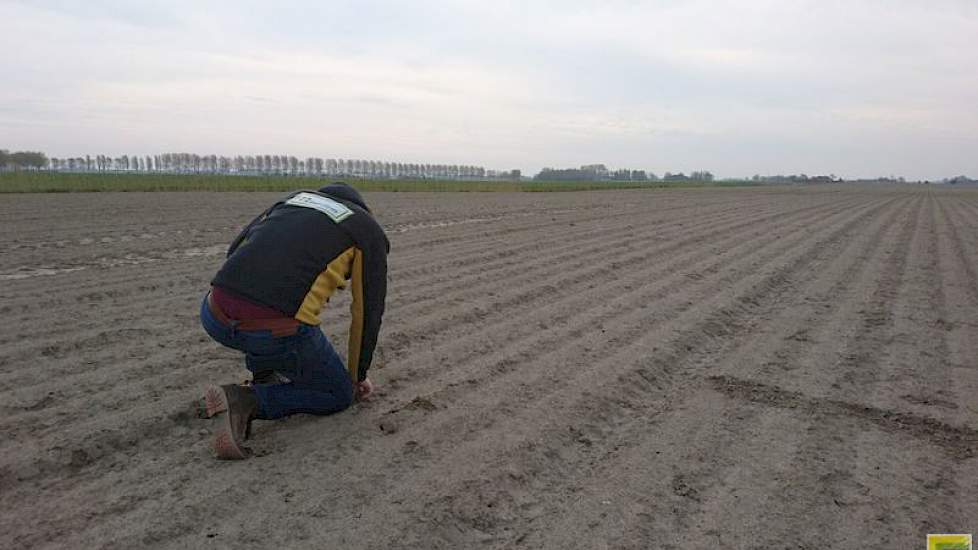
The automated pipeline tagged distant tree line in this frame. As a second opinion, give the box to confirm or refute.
[663,171,714,182]
[536,164,651,181]
[943,175,976,185]
[9,147,963,184]
[23,150,523,181]
[746,174,962,184]
[750,174,843,184]
[534,164,714,182]
[0,149,48,170]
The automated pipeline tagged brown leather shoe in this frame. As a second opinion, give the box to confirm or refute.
[206,384,259,460]
[198,372,284,418]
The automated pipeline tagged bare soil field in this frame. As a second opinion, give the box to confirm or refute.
[1,186,976,549]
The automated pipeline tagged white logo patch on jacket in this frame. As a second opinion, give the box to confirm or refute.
[285,192,354,223]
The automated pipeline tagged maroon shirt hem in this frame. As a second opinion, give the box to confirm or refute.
[211,285,290,320]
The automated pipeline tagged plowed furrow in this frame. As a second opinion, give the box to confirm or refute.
[367,197,883,416]
[634,195,925,546]
[937,198,978,305]
[0,196,858,463]
[0,197,750,316]
[743,195,951,547]
[0,197,836,386]
[387,195,766,265]
[5,189,976,550]
[502,195,919,548]
[289,194,903,548]
[644,193,960,546]
[388,198,762,290]
[43,196,896,548]
[0,192,868,548]
[0,201,764,384]
[934,195,978,436]
[380,198,840,351]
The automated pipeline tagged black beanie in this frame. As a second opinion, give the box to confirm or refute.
[319,182,369,212]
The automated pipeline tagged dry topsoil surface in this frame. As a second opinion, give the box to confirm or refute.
[1,186,976,549]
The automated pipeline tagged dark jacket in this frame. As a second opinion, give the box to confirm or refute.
[212,188,389,382]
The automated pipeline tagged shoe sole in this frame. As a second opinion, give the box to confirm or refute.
[200,385,229,418]
[205,385,248,460]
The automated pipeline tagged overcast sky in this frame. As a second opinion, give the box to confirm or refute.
[2,0,976,179]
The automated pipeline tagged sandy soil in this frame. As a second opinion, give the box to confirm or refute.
[1,186,976,549]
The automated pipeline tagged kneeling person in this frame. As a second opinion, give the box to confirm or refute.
[199,183,388,459]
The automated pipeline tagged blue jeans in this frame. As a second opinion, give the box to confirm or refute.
[199,294,354,419]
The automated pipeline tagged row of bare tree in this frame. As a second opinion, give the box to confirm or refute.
[47,153,496,180]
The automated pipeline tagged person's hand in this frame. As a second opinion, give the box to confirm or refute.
[355,378,375,401]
